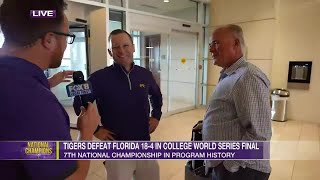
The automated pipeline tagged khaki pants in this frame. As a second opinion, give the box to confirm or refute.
[104,160,159,180]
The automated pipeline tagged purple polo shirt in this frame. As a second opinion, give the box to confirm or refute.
[0,56,77,179]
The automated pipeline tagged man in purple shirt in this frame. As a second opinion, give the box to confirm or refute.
[0,0,100,179]
[73,29,163,180]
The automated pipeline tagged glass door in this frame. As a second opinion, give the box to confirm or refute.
[131,30,170,114]
[168,30,198,112]
[130,30,198,115]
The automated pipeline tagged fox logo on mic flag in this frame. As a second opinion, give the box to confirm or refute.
[66,71,93,109]
[66,83,92,97]
[66,71,93,97]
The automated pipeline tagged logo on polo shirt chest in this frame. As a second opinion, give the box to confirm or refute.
[139,84,145,88]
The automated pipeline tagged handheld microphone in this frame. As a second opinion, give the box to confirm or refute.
[66,71,93,108]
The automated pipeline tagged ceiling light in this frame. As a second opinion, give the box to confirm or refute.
[164,0,170,2]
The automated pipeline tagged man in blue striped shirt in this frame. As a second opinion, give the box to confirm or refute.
[202,24,272,180]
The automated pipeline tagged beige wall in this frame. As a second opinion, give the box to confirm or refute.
[209,0,320,122]
[65,2,108,74]
[87,8,108,74]
[208,0,275,101]
[211,0,275,26]
[65,2,88,22]
[271,0,320,122]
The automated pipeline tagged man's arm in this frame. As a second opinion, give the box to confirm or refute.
[66,103,100,180]
[225,72,272,169]
[48,70,74,88]
[72,77,115,140]
[17,83,99,179]
[64,130,93,180]
[233,73,272,141]
[148,72,163,121]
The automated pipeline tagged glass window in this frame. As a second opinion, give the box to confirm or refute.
[204,3,210,24]
[109,10,125,32]
[63,44,71,59]
[128,0,198,22]
[201,26,210,105]
[109,21,122,33]
[89,0,106,3]
[132,31,141,66]
[0,32,4,47]
[109,0,124,7]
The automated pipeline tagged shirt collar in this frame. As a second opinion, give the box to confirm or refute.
[0,56,50,89]
[220,56,246,76]
[112,62,135,73]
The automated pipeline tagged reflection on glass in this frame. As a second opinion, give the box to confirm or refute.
[291,65,308,80]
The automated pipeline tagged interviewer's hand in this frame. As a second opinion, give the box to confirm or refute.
[48,70,74,88]
[149,117,159,134]
[94,128,116,141]
[77,102,100,139]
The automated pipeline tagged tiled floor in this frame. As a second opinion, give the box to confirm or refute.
[69,108,320,180]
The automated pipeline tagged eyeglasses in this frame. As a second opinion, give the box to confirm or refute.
[209,40,220,48]
[52,31,76,44]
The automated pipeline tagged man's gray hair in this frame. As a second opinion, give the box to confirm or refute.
[225,24,246,54]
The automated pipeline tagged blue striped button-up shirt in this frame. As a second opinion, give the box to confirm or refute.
[203,56,272,173]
